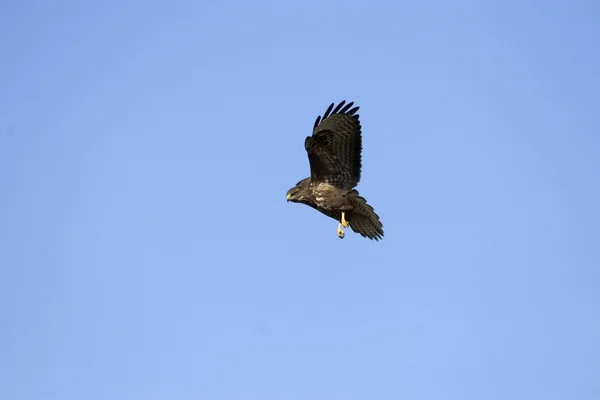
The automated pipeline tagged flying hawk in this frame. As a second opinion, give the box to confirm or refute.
[286,101,384,240]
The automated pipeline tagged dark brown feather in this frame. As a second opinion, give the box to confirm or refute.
[347,190,384,240]
[305,101,362,190]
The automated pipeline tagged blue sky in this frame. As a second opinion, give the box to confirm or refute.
[1,0,599,399]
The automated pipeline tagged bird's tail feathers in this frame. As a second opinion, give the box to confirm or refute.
[347,190,384,240]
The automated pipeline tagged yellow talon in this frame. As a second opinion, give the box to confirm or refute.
[341,212,350,228]
[337,223,345,239]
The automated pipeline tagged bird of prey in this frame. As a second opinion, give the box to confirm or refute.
[286,101,384,240]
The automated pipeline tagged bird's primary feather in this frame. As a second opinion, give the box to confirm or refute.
[305,100,362,190]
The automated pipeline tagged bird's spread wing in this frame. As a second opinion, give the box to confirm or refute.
[304,101,362,190]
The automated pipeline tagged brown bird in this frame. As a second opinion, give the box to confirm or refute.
[286,101,383,240]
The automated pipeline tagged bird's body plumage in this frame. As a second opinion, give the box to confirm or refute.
[286,101,384,240]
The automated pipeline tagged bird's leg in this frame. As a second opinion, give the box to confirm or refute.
[337,223,345,239]
[341,211,350,228]
[337,211,350,239]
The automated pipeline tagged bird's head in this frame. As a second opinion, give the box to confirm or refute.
[286,179,309,203]
[286,186,301,203]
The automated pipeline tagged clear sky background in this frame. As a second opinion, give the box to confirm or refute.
[1,1,599,399]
